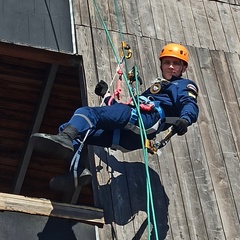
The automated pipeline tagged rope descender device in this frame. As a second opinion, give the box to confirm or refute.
[120,41,132,60]
[145,127,176,154]
[127,66,143,85]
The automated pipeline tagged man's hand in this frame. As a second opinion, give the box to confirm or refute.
[173,118,189,136]
[95,80,108,97]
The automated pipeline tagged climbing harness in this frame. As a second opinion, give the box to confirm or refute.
[124,96,165,135]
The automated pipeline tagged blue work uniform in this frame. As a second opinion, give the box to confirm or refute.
[60,77,199,151]
[141,77,199,127]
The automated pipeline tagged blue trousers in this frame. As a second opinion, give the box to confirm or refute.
[60,103,162,151]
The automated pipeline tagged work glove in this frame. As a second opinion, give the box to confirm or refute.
[173,118,189,136]
[95,80,108,97]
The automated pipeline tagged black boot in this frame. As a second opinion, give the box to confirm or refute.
[30,125,78,160]
[49,168,93,192]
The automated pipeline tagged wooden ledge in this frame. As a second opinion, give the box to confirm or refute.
[0,40,82,67]
[0,193,104,227]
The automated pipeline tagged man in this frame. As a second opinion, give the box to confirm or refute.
[30,43,199,189]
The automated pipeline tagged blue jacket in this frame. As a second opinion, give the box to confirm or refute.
[141,77,199,125]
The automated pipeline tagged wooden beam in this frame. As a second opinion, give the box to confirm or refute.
[13,64,58,194]
[0,193,104,227]
[0,40,82,67]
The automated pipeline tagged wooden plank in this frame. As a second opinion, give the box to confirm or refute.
[75,26,98,107]
[91,27,115,103]
[177,0,200,47]
[0,192,104,226]
[211,50,240,216]
[150,0,171,41]
[137,36,158,85]
[82,0,98,28]
[216,2,240,53]
[228,0,237,4]
[186,125,225,240]
[151,39,166,78]
[107,152,136,239]
[162,0,186,44]
[189,0,215,49]
[123,151,152,239]
[202,0,229,51]
[230,5,240,50]
[170,135,209,239]
[197,48,240,239]
[121,0,142,36]
[88,0,111,30]
[95,29,117,83]
[107,0,127,33]
[72,0,82,25]
[187,46,225,239]
[136,0,156,38]
[158,141,191,239]
[225,52,240,106]
[211,50,240,151]
[92,146,113,240]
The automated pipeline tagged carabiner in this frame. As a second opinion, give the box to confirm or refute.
[121,41,132,59]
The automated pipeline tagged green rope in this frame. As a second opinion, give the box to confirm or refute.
[134,66,159,239]
[113,0,123,42]
[92,1,159,239]
[113,0,129,73]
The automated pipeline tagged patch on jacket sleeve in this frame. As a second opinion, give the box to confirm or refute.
[188,92,197,99]
[187,83,198,96]
[150,83,161,94]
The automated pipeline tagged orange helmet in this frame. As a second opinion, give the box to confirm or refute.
[159,43,189,66]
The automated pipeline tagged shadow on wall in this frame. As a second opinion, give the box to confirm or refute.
[35,146,169,240]
[94,148,169,240]
[37,216,95,240]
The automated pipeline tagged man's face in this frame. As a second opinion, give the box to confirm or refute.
[160,56,187,80]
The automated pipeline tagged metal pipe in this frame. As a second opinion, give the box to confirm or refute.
[69,0,77,54]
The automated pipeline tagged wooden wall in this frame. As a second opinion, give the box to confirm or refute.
[72,0,240,239]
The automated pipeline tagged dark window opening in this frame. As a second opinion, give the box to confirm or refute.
[0,41,94,206]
